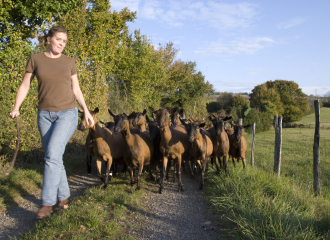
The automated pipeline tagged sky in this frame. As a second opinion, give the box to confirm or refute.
[109,0,330,96]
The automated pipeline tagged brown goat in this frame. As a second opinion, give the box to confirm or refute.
[129,109,148,132]
[78,108,124,188]
[180,118,213,190]
[207,115,232,173]
[149,107,190,193]
[108,109,154,190]
[228,121,250,169]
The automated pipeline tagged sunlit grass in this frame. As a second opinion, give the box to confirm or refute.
[19,173,148,240]
[205,110,330,239]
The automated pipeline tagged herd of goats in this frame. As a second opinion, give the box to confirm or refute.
[77,107,250,194]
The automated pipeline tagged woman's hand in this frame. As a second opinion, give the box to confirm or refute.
[84,110,94,127]
[9,110,20,119]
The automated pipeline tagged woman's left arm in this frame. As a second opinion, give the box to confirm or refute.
[71,74,94,127]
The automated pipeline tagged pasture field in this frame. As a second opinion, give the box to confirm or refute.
[204,108,330,239]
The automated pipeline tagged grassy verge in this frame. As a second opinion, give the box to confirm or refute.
[0,131,87,212]
[204,109,330,239]
[19,173,148,240]
[204,167,330,239]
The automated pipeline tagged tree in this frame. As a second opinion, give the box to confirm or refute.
[163,60,214,117]
[250,80,308,123]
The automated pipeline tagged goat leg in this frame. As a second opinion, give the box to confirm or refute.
[177,156,184,192]
[214,156,221,172]
[159,157,168,194]
[129,166,136,185]
[199,158,208,190]
[136,163,143,190]
[96,159,105,183]
[223,155,229,173]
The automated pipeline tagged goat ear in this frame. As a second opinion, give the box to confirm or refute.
[179,108,184,115]
[208,116,213,121]
[224,116,232,122]
[231,121,236,126]
[148,106,156,113]
[169,107,177,114]
[179,117,186,126]
[243,124,251,129]
[199,122,206,128]
[99,120,105,125]
[108,109,116,118]
[93,107,99,114]
[142,109,147,115]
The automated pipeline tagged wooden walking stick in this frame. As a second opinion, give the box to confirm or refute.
[5,117,20,175]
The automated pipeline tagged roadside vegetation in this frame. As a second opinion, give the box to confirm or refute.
[204,108,330,239]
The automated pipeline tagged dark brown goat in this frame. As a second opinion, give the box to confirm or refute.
[78,108,124,188]
[180,118,213,190]
[207,115,232,173]
[108,109,154,190]
[149,107,190,193]
[228,121,250,169]
[130,109,148,132]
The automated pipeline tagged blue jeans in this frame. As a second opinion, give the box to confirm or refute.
[37,107,78,206]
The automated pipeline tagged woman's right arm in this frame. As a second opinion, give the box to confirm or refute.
[9,72,34,119]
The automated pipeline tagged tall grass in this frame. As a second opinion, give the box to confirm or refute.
[204,108,330,239]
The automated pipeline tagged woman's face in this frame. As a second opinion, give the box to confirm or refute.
[47,32,67,55]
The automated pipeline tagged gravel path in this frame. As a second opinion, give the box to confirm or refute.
[131,167,223,240]
[0,167,223,240]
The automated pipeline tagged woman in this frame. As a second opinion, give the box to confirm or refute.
[9,25,94,219]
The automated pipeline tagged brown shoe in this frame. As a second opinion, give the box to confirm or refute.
[36,205,52,219]
[53,199,69,211]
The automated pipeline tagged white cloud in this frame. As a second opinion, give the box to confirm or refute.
[277,17,306,29]
[195,37,275,57]
[111,0,258,30]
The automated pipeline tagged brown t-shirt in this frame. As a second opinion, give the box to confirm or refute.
[26,52,77,111]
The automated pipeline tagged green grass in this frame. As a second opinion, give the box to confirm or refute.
[296,107,330,125]
[19,174,148,240]
[204,110,330,239]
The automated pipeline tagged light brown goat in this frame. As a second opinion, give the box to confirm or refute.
[78,108,124,188]
[149,107,190,193]
[228,121,250,169]
[180,118,213,190]
[108,109,154,190]
[207,115,232,173]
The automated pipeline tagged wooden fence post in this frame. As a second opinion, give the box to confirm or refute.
[273,116,282,176]
[238,118,243,125]
[313,100,321,196]
[251,122,256,166]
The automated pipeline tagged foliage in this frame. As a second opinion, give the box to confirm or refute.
[0,0,84,43]
[250,80,309,123]
[109,30,169,111]
[59,0,136,114]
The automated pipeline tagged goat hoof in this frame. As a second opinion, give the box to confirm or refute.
[102,185,107,189]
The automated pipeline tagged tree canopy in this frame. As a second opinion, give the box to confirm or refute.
[249,80,309,123]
